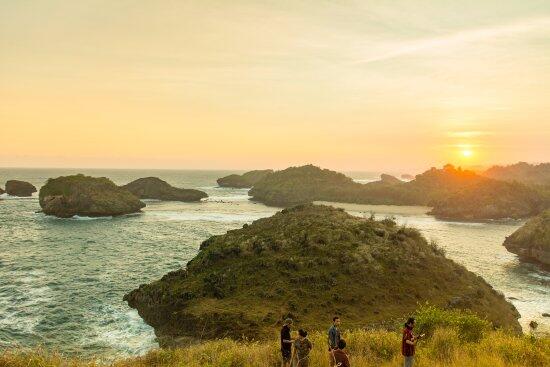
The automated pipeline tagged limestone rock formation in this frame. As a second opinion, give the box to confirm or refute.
[5,180,37,197]
[39,174,145,218]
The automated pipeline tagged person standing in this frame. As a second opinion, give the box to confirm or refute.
[402,317,422,367]
[292,329,313,367]
[328,316,341,365]
[281,318,294,367]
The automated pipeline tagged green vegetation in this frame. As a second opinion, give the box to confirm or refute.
[1,308,548,367]
[429,179,545,220]
[483,162,550,186]
[217,169,273,188]
[503,210,550,267]
[122,177,208,202]
[39,174,145,218]
[248,164,549,220]
[124,204,519,346]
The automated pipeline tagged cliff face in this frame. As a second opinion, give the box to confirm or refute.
[217,170,273,188]
[504,210,550,267]
[122,177,208,202]
[39,174,145,218]
[5,180,37,197]
[125,204,520,346]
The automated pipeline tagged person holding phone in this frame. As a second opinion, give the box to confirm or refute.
[402,317,424,367]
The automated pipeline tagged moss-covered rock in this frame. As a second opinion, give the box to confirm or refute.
[429,180,545,220]
[124,204,520,345]
[5,180,37,197]
[39,174,145,218]
[217,170,273,188]
[503,210,550,267]
[122,177,207,202]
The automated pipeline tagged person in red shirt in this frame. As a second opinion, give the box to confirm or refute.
[331,339,351,367]
[402,317,423,367]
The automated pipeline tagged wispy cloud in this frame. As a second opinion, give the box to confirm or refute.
[352,16,550,65]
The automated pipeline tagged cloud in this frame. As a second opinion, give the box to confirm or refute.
[351,16,550,65]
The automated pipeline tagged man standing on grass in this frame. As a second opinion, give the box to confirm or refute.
[281,318,294,367]
[402,317,420,367]
[328,316,341,365]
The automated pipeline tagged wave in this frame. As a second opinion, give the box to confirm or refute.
[206,194,250,202]
[71,215,114,220]
[0,193,37,200]
[147,211,267,222]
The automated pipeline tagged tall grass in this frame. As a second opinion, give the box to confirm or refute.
[1,327,548,367]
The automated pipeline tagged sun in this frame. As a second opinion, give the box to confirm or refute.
[461,149,473,158]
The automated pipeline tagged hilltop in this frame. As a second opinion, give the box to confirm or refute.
[217,169,273,188]
[124,204,520,346]
[504,210,550,267]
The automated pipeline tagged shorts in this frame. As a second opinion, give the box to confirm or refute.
[281,349,291,362]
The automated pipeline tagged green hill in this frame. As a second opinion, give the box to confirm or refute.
[504,210,550,267]
[484,162,550,186]
[124,204,520,346]
[122,177,207,202]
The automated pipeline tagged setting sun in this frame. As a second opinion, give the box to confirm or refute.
[462,149,474,158]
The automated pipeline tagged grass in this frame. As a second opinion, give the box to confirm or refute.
[1,327,548,367]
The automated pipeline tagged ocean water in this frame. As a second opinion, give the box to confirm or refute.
[0,168,548,360]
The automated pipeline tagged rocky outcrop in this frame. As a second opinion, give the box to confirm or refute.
[122,177,207,202]
[0,187,4,195]
[217,170,273,188]
[503,210,550,267]
[5,180,37,197]
[39,174,145,218]
[125,204,520,345]
[429,180,545,221]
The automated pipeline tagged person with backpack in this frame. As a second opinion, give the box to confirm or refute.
[292,329,313,366]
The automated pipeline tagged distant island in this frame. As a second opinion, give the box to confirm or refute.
[503,210,550,268]
[125,204,520,346]
[483,162,550,186]
[217,169,273,188]
[123,177,208,202]
[39,174,145,218]
[5,180,36,197]
[246,164,550,220]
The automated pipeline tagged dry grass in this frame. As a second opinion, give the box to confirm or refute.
[1,327,548,367]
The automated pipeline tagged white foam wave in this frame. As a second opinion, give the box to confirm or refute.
[148,211,266,222]
[206,194,250,202]
[72,215,114,220]
[0,193,37,200]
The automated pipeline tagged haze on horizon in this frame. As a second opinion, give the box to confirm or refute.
[1,1,549,173]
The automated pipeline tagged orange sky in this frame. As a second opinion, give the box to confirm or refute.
[1,1,549,172]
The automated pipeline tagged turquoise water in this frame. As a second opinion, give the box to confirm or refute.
[0,168,548,360]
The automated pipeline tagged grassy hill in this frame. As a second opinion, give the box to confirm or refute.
[124,204,520,347]
[504,209,550,267]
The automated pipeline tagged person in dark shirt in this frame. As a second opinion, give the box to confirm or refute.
[331,339,351,367]
[328,316,341,365]
[280,318,293,367]
[402,317,423,367]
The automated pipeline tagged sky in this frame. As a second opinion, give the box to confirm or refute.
[1,0,549,172]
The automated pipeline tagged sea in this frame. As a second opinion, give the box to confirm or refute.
[0,168,548,360]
